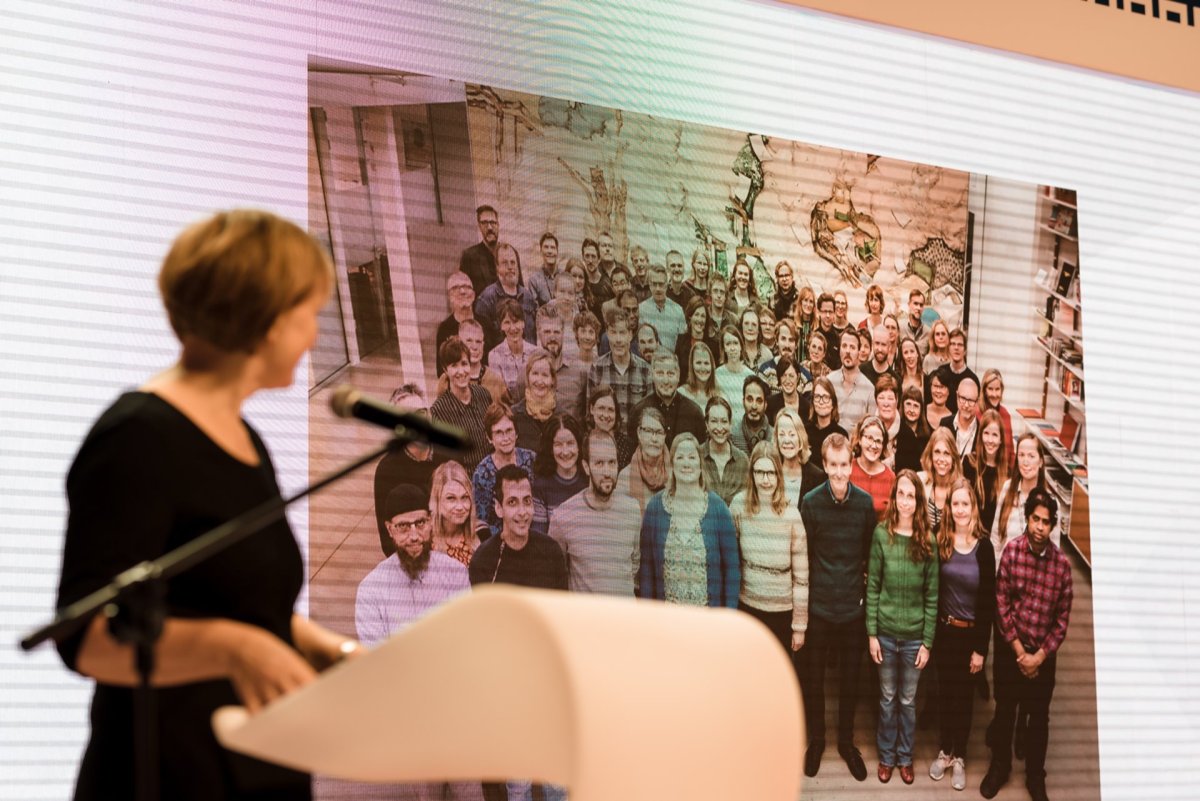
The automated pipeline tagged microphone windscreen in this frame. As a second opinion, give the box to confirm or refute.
[330,385,360,419]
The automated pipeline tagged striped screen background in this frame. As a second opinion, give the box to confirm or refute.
[2,2,1198,799]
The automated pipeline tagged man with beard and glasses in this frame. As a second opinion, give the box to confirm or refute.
[548,431,643,596]
[372,386,446,556]
[355,484,471,647]
[353,488,480,801]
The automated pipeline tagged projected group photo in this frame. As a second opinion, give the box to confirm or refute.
[304,63,1097,801]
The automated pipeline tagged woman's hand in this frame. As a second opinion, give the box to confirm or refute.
[915,644,930,670]
[226,626,317,714]
[868,636,883,665]
[791,632,805,651]
[969,651,985,674]
[291,614,360,672]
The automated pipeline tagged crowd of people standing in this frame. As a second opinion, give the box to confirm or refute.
[359,206,1075,801]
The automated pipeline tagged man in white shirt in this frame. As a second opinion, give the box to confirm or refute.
[355,484,470,647]
[548,431,643,595]
[940,375,980,457]
[828,329,877,432]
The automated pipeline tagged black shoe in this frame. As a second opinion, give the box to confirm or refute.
[1014,717,1028,760]
[979,763,1009,799]
[838,743,868,782]
[1026,778,1049,801]
[804,740,824,777]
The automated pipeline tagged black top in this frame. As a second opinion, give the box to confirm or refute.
[673,331,718,372]
[626,392,706,449]
[932,363,980,415]
[804,420,848,471]
[766,391,812,427]
[459,241,497,296]
[55,392,308,801]
[467,531,568,590]
[962,459,1001,534]
[373,446,445,556]
[513,402,553,453]
[894,422,930,474]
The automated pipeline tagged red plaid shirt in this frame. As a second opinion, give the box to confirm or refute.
[995,534,1073,655]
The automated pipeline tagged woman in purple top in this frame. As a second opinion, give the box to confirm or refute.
[929,478,996,791]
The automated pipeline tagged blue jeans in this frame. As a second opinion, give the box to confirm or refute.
[876,635,923,766]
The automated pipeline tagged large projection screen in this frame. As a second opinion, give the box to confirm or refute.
[3,3,1198,801]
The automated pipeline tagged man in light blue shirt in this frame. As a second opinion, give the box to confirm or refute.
[637,263,687,352]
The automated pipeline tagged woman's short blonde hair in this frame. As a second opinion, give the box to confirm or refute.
[158,210,332,353]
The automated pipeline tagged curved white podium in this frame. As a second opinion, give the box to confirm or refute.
[214,586,803,801]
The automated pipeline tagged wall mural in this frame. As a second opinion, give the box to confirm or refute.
[464,87,969,325]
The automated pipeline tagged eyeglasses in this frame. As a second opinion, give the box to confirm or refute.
[449,285,473,295]
[387,516,430,535]
[813,394,832,403]
[638,426,666,438]
[752,469,776,479]
[957,394,979,405]
[834,301,848,309]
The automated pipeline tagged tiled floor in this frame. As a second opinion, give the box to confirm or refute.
[305,355,1101,800]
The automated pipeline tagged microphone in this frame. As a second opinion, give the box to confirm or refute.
[330,385,470,452]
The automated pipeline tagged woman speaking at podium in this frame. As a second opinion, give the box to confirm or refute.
[54,211,358,800]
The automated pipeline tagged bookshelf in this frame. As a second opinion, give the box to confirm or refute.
[1026,184,1090,567]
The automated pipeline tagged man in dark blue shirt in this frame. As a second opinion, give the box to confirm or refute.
[799,433,877,782]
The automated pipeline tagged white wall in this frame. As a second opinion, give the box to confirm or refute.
[970,177,1045,414]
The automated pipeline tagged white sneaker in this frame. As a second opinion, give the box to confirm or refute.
[929,750,952,781]
[951,757,966,791]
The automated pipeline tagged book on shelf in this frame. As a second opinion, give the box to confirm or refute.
[1059,372,1083,400]
[1053,187,1078,206]
[1057,416,1079,451]
[1048,205,1074,234]
[1054,258,1078,297]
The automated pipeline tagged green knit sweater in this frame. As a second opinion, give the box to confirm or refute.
[865,523,939,647]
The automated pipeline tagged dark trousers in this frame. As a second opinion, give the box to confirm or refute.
[739,602,803,686]
[933,622,977,756]
[801,613,866,746]
[988,644,1057,781]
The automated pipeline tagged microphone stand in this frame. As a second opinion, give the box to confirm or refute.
[18,433,416,801]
